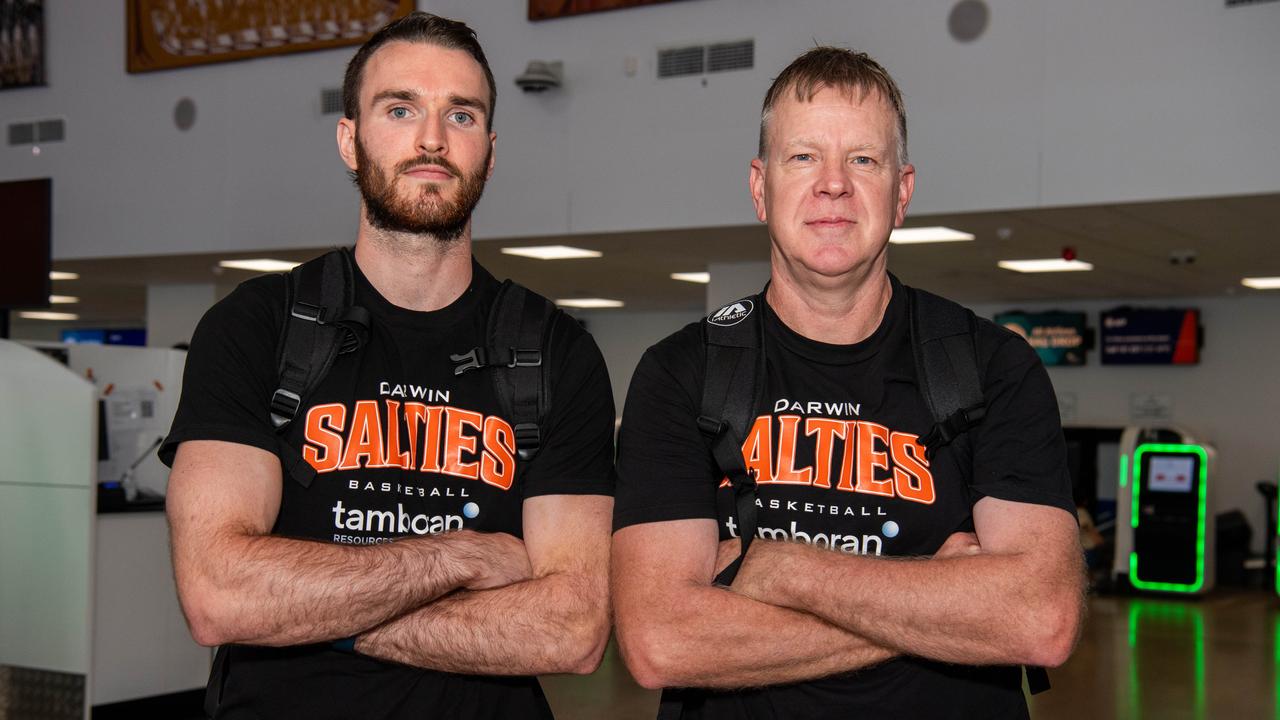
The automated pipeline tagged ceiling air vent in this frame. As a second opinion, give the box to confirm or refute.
[658,39,755,79]
[1226,0,1277,5]
[7,118,64,146]
[321,87,344,115]
[707,40,754,73]
[658,45,705,78]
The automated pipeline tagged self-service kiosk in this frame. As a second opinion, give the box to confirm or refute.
[1113,426,1215,594]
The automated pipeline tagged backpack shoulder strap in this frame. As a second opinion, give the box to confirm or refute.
[271,248,370,485]
[656,294,765,720]
[451,280,556,464]
[698,294,766,587]
[905,285,1052,695]
[906,285,985,459]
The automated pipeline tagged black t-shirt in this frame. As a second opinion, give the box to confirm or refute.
[614,275,1074,720]
[161,258,615,720]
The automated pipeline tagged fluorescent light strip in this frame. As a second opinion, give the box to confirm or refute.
[556,298,624,309]
[50,271,79,280]
[889,226,975,244]
[1242,277,1280,290]
[671,272,710,284]
[219,259,302,272]
[997,259,1094,273]
[501,245,602,260]
[49,295,79,304]
[19,311,80,321]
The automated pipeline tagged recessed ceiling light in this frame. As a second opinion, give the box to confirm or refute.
[49,295,79,304]
[889,227,975,244]
[219,258,302,272]
[671,272,710,284]
[501,245,602,260]
[997,259,1094,273]
[1242,277,1280,290]
[19,311,79,321]
[49,271,79,280]
[556,298,624,309]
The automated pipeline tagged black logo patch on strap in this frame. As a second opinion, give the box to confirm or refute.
[709,299,754,327]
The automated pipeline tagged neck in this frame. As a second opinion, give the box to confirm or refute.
[353,216,474,312]
[765,259,892,345]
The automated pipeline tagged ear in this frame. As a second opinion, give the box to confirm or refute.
[749,158,768,224]
[894,163,916,227]
[486,131,497,179]
[337,118,358,173]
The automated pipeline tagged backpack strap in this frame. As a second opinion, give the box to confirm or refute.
[271,248,370,487]
[698,295,766,587]
[450,280,556,465]
[657,296,765,719]
[906,285,1050,695]
[906,286,986,461]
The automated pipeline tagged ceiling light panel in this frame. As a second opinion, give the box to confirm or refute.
[671,272,710,284]
[19,311,79,321]
[49,271,79,280]
[555,298,624,309]
[219,259,301,272]
[997,259,1094,273]
[889,226,975,244]
[1242,277,1280,290]
[49,295,79,304]
[501,245,602,260]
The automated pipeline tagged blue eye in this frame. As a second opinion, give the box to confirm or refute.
[853,156,873,165]
[450,111,474,125]
[390,107,410,119]
[791,153,813,162]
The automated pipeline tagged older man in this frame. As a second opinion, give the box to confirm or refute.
[612,47,1084,719]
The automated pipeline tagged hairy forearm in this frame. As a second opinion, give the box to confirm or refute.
[618,581,893,690]
[736,542,1084,667]
[355,571,609,676]
[182,531,476,647]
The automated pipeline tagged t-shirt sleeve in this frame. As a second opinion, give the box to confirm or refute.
[612,325,720,531]
[520,322,617,498]
[968,327,1077,517]
[158,276,285,467]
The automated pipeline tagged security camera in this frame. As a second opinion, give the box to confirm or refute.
[1169,249,1197,266]
[515,61,563,93]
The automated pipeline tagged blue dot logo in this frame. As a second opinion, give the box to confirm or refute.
[463,502,480,519]
[881,521,899,538]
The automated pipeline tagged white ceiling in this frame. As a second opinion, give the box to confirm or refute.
[20,191,1280,328]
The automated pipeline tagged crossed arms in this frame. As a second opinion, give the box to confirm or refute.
[611,496,1085,690]
[167,439,612,676]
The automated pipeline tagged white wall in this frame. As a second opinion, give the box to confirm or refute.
[576,309,704,415]
[2,0,1277,261]
[969,294,1280,555]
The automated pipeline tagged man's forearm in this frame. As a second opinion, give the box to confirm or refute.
[732,541,1084,667]
[180,530,501,647]
[618,581,894,690]
[354,570,609,676]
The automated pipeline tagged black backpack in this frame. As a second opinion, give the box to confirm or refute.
[657,285,1046,719]
[267,248,558,489]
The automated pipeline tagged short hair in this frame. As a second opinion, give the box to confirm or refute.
[342,12,497,131]
[758,47,908,166]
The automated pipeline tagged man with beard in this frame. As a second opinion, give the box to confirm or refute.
[159,13,615,720]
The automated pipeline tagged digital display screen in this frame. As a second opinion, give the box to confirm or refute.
[1147,455,1196,493]
[995,311,1088,366]
[1101,307,1200,365]
[0,178,52,309]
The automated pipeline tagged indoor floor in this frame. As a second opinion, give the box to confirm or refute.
[541,591,1280,720]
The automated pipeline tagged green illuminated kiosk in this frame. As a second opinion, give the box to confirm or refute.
[1114,427,1215,595]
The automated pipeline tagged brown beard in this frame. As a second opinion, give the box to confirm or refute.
[352,137,490,242]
